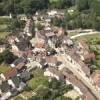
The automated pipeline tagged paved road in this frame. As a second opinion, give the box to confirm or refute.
[71,31,98,39]
[56,49,100,100]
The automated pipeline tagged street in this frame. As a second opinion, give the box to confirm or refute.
[56,49,100,100]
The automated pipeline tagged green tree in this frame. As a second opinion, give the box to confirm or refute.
[90,0,100,16]
[8,18,21,33]
[75,0,89,11]
[0,53,4,64]
[2,50,17,64]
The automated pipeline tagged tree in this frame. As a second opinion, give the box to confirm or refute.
[93,17,100,31]
[49,78,60,89]
[49,0,73,9]
[90,0,100,16]
[55,96,72,100]
[36,87,51,99]
[29,96,39,100]
[3,0,15,14]
[0,53,4,64]
[2,50,17,64]
[75,0,89,11]
[36,22,44,31]
[8,18,21,33]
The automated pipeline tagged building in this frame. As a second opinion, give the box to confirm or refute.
[91,71,100,88]
[30,37,45,48]
[46,56,58,66]
[3,68,17,79]
[11,57,26,71]
[0,45,6,53]
[44,67,64,80]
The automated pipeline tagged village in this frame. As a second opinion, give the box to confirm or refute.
[0,10,100,100]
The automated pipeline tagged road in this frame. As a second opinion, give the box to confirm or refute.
[71,31,98,39]
[56,49,100,100]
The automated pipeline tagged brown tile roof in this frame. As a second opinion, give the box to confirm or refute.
[35,42,45,48]
[91,71,100,88]
[46,56,57,64]
[15,62,25,70]
[48,67,62,77]
[76,59,90,76]
[84,52,95,61]
[30,37,45,48]
[4,68,17,79]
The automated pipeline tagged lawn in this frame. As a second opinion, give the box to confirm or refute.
[0,17,11,37]
[0,17,11,25]
[27,68,48,90]
[76,33,100,41]
[20,91,35,99]
[0,64,10,73]
[0,32,11,38]
[76,33,100,69]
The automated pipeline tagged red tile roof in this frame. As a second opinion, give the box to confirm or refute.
[15,62,25,70]
[4,68,17,79]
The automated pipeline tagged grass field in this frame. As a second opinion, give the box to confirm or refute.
[0,32,10,37]
[76,33,100,41]
[0,17,11,37]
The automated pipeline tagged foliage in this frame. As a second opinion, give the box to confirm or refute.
[27,68,48,90]
[36,22,44,31]
[0,49,17,64]
[0,0,100,30]
[8,18,25,33]
[55,96,72,100]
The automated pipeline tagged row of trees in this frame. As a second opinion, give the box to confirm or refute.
[0,0,100,31]
[0,0,99,15]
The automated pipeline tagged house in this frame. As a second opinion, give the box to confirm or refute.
[0,81,12,100]
[17,14,27,21]
[62,36,73,47]
[8,76,26,91]
[91,71,100,88]
[44,67,64,80]
[20,71,31,82]
[24,19,33,37]
[76,59,90,76]
[46,56,58,66]
[0,45,6,53]
[11,57,26,70]
[64,90,81,100]
[3,68,17,79]
[57,27,65,36]
[0,81,11,93]
[15,39,30,52]
[30,37,45,48]
[84,52,95,62]
[47,10,57,17]
[7,35,20,44]
[8,76,20,89]
[11,44,19,53]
